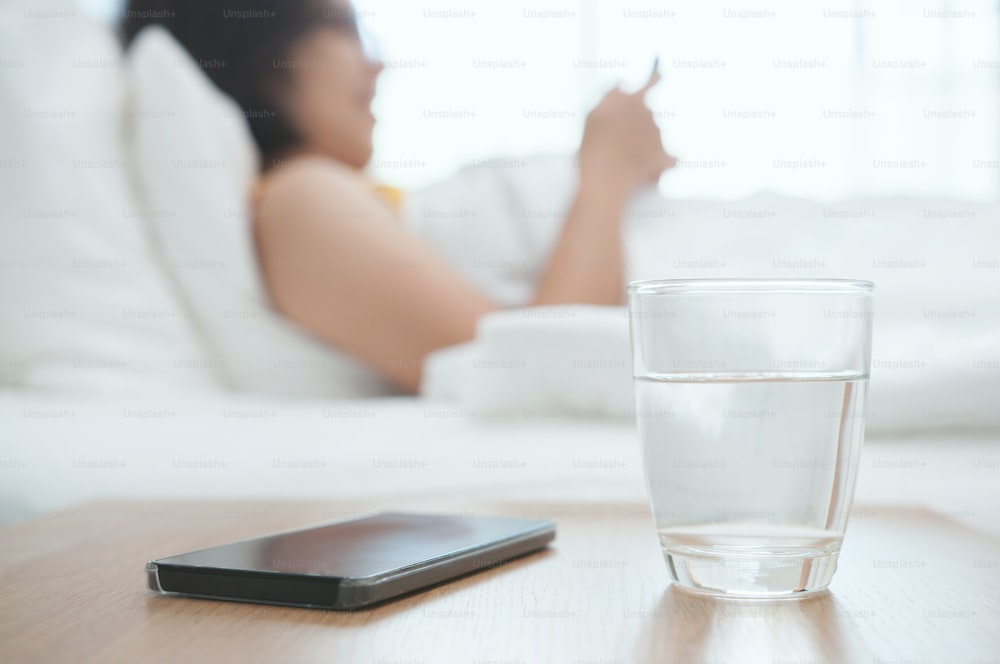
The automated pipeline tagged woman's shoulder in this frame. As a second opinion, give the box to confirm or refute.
[257,155,365,201]
[252,155,388,228]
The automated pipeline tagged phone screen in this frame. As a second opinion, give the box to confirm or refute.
[156,512,550,577]
[147,512,555,609]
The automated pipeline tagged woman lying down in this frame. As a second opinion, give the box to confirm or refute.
[122,0,676,393]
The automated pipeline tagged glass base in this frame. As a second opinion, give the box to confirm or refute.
[664,546,841,598]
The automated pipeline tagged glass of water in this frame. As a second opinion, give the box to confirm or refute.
[627,279,874,597]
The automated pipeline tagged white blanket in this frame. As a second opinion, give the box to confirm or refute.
[410,156,1000,433]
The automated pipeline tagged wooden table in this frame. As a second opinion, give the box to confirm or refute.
[1,500,998,663]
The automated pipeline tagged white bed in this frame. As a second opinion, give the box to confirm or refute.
[2,392,998,539]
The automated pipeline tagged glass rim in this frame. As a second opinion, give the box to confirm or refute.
[628,278,874,294]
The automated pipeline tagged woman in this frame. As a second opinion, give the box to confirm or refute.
[122,0,675,393]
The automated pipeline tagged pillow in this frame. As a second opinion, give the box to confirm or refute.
[126,26,396,397]
[402,154,576,306]
[0,1,222,391]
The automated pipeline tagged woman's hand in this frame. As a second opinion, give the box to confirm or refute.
[578,68,676,199]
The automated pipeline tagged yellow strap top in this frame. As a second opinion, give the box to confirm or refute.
[249,167,405,219]
[370,181,405,216]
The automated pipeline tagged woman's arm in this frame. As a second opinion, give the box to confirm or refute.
[254,157,496,393]
[529,178,630,306]
[533,73,675,306]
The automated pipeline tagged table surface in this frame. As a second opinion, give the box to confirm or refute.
[1,499,998,664]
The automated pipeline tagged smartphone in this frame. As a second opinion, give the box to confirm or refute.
[146,511,556,610]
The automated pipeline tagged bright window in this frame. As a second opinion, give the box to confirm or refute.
[363,0,999,201]
[78,0,1000,201]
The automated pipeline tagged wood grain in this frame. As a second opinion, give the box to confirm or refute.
[0,500,998,664]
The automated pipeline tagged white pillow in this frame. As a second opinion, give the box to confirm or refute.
[402,155,576,306]
[126,26,396,397]
[0,1,222,391]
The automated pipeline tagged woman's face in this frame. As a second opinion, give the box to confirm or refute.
[281,1,383,169]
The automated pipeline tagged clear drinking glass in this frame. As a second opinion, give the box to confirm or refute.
[627,279,874,597]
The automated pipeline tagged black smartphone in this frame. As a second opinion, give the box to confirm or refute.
[146,511,556,610]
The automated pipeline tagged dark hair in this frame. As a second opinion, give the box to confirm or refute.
[121,0,358,168]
